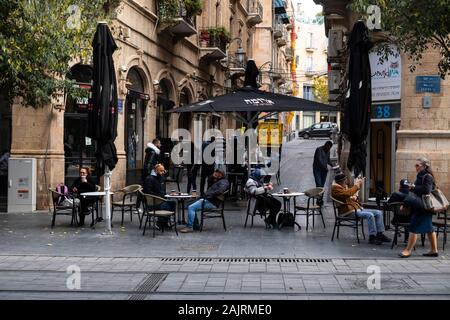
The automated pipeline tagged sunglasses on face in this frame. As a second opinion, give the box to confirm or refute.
[415,164,421,168]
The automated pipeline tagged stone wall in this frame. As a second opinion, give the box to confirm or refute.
[396,50,450,196]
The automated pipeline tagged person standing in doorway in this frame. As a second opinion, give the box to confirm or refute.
[313,141,333,188]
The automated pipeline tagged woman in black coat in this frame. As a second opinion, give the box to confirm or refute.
[399,157,438,258]
[70,167,96,226]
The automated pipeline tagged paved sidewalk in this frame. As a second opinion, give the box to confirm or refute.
[0,139,448,299]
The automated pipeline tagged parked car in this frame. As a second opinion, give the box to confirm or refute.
[298,122,338,139]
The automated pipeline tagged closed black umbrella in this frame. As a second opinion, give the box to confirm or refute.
[342,21,373,177]
[87,22,119,233]
[88,22,118,176]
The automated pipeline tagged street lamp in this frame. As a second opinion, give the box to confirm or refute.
[226,37,246,68]
[257,61,273,90]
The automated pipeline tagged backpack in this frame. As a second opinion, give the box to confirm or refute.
[55,183,69,206]
[276,211,295,227]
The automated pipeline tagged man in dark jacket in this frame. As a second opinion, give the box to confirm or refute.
[143,164,174,212]
[180,168,229,233]
[313,141,333,187]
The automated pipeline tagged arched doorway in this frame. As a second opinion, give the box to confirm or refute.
[64,64,96,186]
[0,92,11,211]
[156,79,174,140]
[178,88,191,131]
[125,67,149,184]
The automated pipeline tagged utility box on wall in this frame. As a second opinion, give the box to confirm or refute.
[7,158,36,213]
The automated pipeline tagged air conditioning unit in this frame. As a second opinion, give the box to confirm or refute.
[328,69,341,93]
[328,29,343,58]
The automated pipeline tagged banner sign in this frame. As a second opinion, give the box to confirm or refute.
[369,44,401,101]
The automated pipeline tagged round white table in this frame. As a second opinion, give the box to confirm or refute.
[271,192,305,230]
[80,191,114,227]
[165,193,197,224]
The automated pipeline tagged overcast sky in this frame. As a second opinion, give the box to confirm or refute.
[294,0,323,17]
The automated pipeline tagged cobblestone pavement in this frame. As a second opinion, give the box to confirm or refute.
[0,139,448,299]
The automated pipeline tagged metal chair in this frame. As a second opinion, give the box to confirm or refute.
[388,202,411,249]
[330,196,365,243]
[166,165,183,192]
[48,188,78,228]
[111,184,142,226]
[200,191,229,231]
[433,209,449,251]
[140,191,178,237]
[294,187,325,230]
[244,194,268,228]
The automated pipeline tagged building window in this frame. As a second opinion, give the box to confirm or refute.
[303,85,314,101]
[306,32,313,48]
[306,56,313,72]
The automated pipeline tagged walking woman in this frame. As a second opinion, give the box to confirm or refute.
[399,157,438,258]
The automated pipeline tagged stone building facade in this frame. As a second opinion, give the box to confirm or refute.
[4,0,266,210]
[316,0,450,198]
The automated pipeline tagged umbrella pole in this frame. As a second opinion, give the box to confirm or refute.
[103,167,113,234]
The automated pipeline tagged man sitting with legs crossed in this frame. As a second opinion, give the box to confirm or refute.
[331,172,391,245]
[180,168,229,233]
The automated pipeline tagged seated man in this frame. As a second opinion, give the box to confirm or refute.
[331,172,391,245]
[143,164,175,227]
[244,168,281,228]
[180,168,229,233]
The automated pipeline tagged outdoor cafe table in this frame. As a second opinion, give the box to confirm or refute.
[165,193,197,224]
[271,192,304,230]
[80,191,114,227]
[367,196,391,230]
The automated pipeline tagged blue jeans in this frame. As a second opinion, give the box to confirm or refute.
[350,209,385,236]
[313,169,328,187]
[186,199,216,228]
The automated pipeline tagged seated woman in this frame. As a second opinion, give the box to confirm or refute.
[244,169,281,229]
[70,167,97,226]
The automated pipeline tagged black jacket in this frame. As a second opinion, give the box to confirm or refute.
[313,146,332,172]
[205,176,229,207]
[143,143,162,180]
[143,174,166,198]
[70,176,96,195]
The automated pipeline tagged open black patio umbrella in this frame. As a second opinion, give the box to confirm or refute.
[166,61,339,179]
[342,21,373,177]
[87,22,119,233]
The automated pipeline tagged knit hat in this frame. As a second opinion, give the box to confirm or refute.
[334,173,347,183]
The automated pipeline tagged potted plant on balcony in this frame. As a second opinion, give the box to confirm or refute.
[199,29,210,47]
[208,27,230,45]
[184,0,202,18]
[158,0,179,24]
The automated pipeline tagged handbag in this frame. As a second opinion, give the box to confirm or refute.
[422,188,449,213]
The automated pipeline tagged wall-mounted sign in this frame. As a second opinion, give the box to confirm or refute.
[416,76,441,93]
[371,103,401,120]
[369,44,401,101]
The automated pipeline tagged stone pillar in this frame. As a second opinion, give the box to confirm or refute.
[396,50,450,196]
[11,98,64,210]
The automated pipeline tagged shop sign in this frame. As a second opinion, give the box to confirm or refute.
[416,76,441,93]
[371,103,401,120]
[369,44,401,101]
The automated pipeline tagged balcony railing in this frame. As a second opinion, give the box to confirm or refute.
[199,29,228,61]
[158,1,197,38]
[285,47,294,61]
[247,0,263,26]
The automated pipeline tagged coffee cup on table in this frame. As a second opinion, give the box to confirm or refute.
[283,188,289,194]
[170,190,176,195]
[191,190,197,197]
